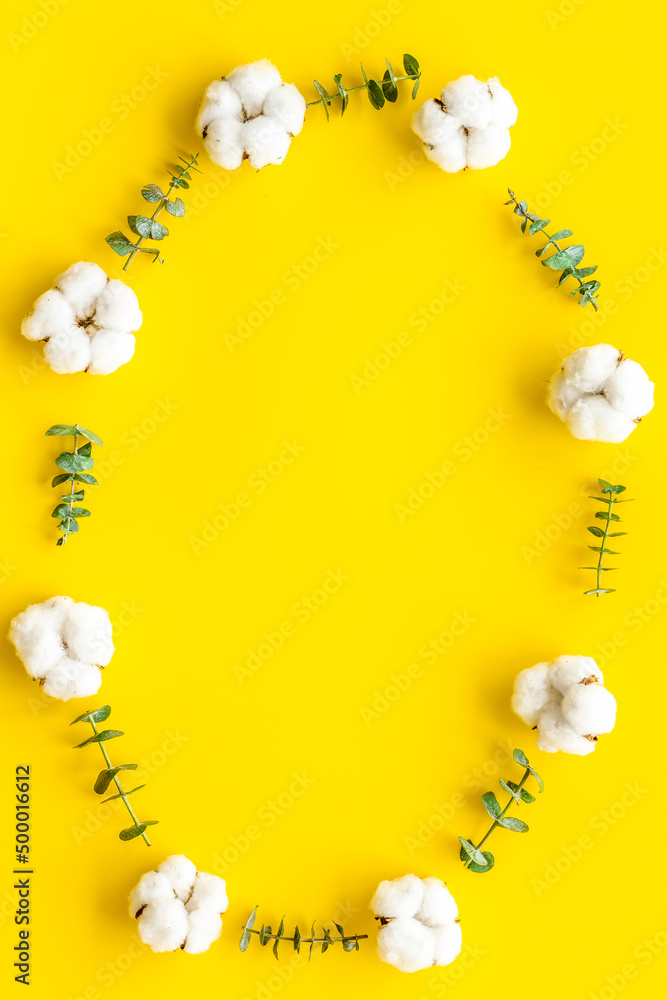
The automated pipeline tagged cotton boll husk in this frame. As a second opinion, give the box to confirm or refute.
[263,84,306,135]
[129,872,174,916]
[137,900,189,953]
[182,910,223,954]
[227,59,283,117]
[432,922,463,966]
[442,75,492,128]
[604,358,654,419]
[55,261,108,317]
[197,79,243,131]
[425,130,467,173]
[94,280,142,332]
[565,395,636,443]
[22,289,75,341]
[62,603,114,666]
[157,856,197,902]
[377,918,436,973]
[547,370,581,419]
[186,872,228,914]
[511,662,553,726]
[562,683,617,736]
[88,329,136,375]
[243,116,291,169]
[562,343,621,393]
[44,326,92,374]
[203,118,245,170]
[414,878,458,927]
[486,77,518,127]
[465,126,511,169]
[42,658,101,700]
[371,874,423,919]
[536,704,596,756]
[550,655,602,695]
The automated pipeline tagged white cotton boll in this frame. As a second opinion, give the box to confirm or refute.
[565,396,636,443]
[94,280,142,333]
[412,100,462,146]
[486,77,518,127]
[263,83,306,136]
[62,602,114,666]
[432,922,463,966]
[21,289,75,342]
[157,855,197,902]
[562,682,617,736]
[137,900,190,953]
[42,658,101,700]
[442,75,492,128]
[182,910,223,954]
[129,872,174,917]
[55,261,108,318]
[511,662,553,726]
[8,606,65,679]
[186,872,228,914]
[227,59,283,117]
[197,79,243,131]
[604,359,654,419]
[547,369,582,419]
[425,129,468,173]
[536,704,596,756]
[562,343,621,393]
[377,918,436,973]
[371,874,423,919]
[550,655,602,695]
[88,329,136,376]
[44,326,92,374]
[243,116,291,169]
[203,118,245,170]
[465,126,511,169]
[414,878,458,927]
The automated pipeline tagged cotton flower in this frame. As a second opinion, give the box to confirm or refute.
[129,855,228,954]
[197,60,306,170]
[21,262,142,375]
[371,874,461,972]
[412,74,517,173]
[8,596,113,700]
[548,343,654,442]
[512,655,617,756]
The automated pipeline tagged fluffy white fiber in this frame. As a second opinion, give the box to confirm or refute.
[129,855,228,954]
[197,60,306,170]
[21,262,141,375]
[512,655,617,756]
[412,75,517,172]
[371,874,461,973]
[9,596,114,700]
[548,343,654,442]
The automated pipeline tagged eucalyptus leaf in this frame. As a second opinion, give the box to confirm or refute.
[46,424,77,436]
[71,705,111,726]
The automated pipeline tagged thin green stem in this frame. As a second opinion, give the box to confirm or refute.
[88,718,150,846]
[245,928,368,945]
[60,431,78,544]
[465,768,531,862]
[306,73,418,108]
[122,155,198,271]
[593,496,615,596]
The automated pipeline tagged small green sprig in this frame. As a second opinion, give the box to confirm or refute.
[46,424,102,546]
[106,154,200,270]
[459,748,543,873]
[71,705,157,845]
[240,907,367,960]
[505,189,601,310]
[581,479,632,596]
[307,54,421,119]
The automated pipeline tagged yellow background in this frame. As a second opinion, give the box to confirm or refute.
[1,0,665,997]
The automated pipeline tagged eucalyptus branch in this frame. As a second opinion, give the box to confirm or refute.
[459,748,543,873]
[71,705,157,845]
[505,189,601,310]
[240,907,367,960]
[46,424,102,546]
[106,154,200,270]
[307,54,421,118]
[581,479,632,596]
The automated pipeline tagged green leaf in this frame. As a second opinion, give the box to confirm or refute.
[128,215,169,240]
[74,473,98,485]
[105,231,137,257]
[513,748,528,767]
[56,452,94,473]
[73,729,124,749]
[611,484,626,494]
[333,74,348,115]
[584,587,616,595]
[46,424,77,436]
[75,426,103,447]
[68,507,91,518]
[93,763,138,794]
[334,923,345,938]
[313,80,331,120]
[294,926,301,952]
[52,473,72,486]
[588,546,620,554]
[175,177,189,189]
[381,69,398,103]
[119,824,147,841]
[403,53,420,77]
[557,267,574,285]
[574,265,598,278]
[141,184,164,203]
[460,844,495,873]
[273,917,285,959]
[59,518,78,534]
[165,198,185,217]
[500,778,524,805]
[70,705,111,726]
[309,921,316,960]
[497,815,529,833]
[342,938,356,952]
[587,526,605,537]
[481,791,502,819]
[411,76,421,100]
[78,441,92,458]
[102,784,145,803]
[542,244,585,269]
[458,836,488,867]
[521,217,527,233]
[52,503,71,518]
[258,924,272,946]
[61,490,84,502]
[367,79,385,110]
[607,532,628,537]
[595,510,621,521]
[240,907,258,951]
[519,788,536,804]
[550,229,574,240]
[529,219,550,235]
